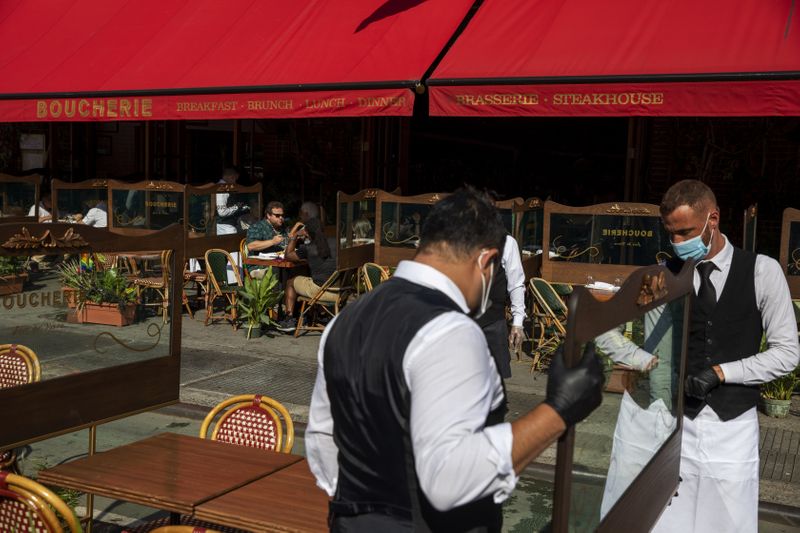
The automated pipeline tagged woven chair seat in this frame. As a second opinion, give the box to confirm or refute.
[0,496,49,532]
[216,405,279,451]
[184,272,207,283]
[0,352,29,389]
[0,472,81,532]
[132,276,164,288]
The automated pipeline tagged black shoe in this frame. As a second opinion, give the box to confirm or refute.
[275,317,297,332]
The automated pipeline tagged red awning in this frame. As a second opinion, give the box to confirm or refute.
[429,0,800,117]
[0,0,475,121]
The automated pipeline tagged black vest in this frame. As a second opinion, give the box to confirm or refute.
[324,277,504,533]
[475,263,508,328]
[670,248,763,421]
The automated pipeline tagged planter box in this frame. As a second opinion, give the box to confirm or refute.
[0,273,28,295]
[77,302,136,327]
[62,287,81,309]
[761,397,791,418]
[605,365,639,394]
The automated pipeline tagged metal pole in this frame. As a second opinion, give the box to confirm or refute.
[83,425,97,532]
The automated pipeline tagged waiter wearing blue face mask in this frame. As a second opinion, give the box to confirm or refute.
[306,186,604,532]
[653,180,799,533]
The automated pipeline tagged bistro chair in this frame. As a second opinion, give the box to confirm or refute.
[204,249,243,330]
[183,260,208,320]
[125,515,240,533]
[294,268,357,337]
[528,278,569,373]
[199,394,294,454]
[0,472,82,532]
[131,250,175,324]
[0,344,41,472]
[360,262,389,292]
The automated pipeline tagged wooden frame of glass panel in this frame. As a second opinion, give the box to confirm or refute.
[0,222,184,449]
[373,191,449,267]
[541,201,670,285]
[551,260,694,532]
[780,207,800,299]
[742,204,758,252]
[51,178,109,224]
[0,173,41,223]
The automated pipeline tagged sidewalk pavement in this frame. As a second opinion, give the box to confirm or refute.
[19,309,800,531]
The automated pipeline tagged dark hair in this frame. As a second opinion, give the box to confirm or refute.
[660,179,717,216]
[222,167,239,179]
[304,217,331,259]
[418,186,506,260]
[266,201,284,215]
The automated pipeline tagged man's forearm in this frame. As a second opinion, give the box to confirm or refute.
[510,404,566,474]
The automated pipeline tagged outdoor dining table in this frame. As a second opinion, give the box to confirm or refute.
[194,459,330,532]
[37,432,303,516]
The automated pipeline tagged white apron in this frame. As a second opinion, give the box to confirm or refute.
[600,391,676,518]
[651,406,759,533]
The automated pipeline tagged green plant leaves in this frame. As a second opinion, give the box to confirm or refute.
[237,266,284,332]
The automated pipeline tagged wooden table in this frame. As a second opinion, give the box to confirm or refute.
[242,256,306,270]
[38,433,303,515]
[195,459,329,532]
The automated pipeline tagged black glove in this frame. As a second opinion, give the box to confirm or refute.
[685,367,721,399]
[544,343,604,426]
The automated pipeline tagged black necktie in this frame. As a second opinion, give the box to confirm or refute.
[696,261,717,311]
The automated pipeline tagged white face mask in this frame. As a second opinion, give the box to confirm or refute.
[471,249,495,320]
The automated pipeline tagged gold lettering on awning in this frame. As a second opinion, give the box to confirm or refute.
[34,98,153,119]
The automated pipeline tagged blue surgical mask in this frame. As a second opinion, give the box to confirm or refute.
[671,214,714,261]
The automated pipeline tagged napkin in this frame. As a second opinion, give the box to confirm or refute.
[586,281,619,292]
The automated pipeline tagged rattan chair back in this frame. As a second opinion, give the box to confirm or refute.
[294,268,357,336]
[0,472,82,532]
[150,526,223,533]
[203,249,243,328]
[199,394,294,454]
[527,278,569,372]
[361,262,389,292]
[0,344,40,389]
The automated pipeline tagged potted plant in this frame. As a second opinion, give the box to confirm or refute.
[761,369,798,418]
[237,267,283,339]
[57,259,137,326]
[0,256,27,295]
[78,268,138,327]
[55,258,90,308]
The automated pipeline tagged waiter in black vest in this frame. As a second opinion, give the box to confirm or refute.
[653,180,799,533]
[476,232,526,382]
[306,187,604,532]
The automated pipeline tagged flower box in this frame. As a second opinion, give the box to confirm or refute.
[77,302,137,327]
[0,273,28,295]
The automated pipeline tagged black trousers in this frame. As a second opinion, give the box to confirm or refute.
[482,318,512,379]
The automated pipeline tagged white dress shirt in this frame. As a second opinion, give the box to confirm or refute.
[215,179,238,235]
[503,235,526,327]
[700,235,799,384]
[28,202,51,222]
[306,260,517,512]
[83,202,107,228]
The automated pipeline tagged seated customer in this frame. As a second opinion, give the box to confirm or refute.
[74,200,108,228]
[276,202,336,332]
[28,192,52,223]
[245,201,291,279]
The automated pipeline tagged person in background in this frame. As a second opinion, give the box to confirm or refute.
[74,199,107,228]
[476,232,526,388]
[306,187,603,531]
[28,191,52,223]
[246,201,299,279]
[652,179,799,533]
[215,168,248,236]
[276,202,335,332]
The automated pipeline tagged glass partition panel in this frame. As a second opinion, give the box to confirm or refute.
[0,246,175,388]
[187,192,214,236]
[567,295,687,532]
[380,202,435,249]
[55,188,107,223]
[340,198,376,249]
[0,182,37,218]
[549,213,671,265]
[519,208,544,255]
[788,221,800,277]
[111,189,183,230]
